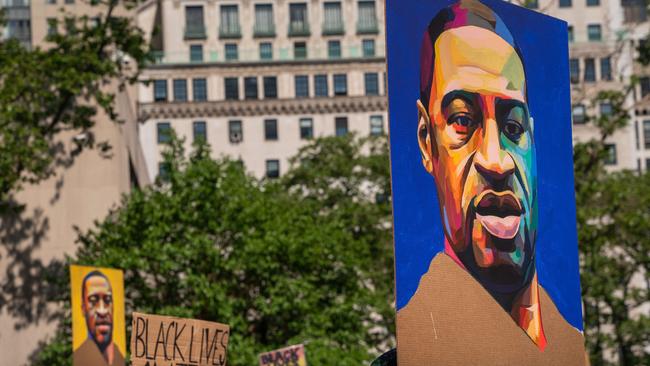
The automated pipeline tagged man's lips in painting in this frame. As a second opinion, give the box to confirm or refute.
[96,320,112,334]
[474,190,523,240]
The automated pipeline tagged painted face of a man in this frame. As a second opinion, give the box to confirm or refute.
[82,275,114,348]
[418,26,537,293]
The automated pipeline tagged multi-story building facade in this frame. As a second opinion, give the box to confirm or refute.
[528,0,650,172]
[136,0,387,180]
[1,0,31,48]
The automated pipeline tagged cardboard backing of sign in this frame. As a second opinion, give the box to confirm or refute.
[130,312,230,366]
[258,344,307,366]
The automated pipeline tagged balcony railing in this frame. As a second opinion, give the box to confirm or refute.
[219,25,242,39]
[322,24,345,36]
[253,25,276,38]
[357,21,379,35]
[288,23,310,37]
[184,25,206,40]
[149,43,385,66]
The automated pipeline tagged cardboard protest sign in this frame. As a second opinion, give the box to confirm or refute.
[258,344,307,366]
[386,0,585,364]
[130,312,229,366]
[71,265,126,366]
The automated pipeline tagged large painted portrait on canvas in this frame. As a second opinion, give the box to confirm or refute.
[386,0,586,364]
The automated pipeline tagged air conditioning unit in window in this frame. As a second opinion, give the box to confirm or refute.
[230,132,242,143]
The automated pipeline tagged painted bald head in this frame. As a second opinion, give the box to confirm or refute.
[416,0,538,301]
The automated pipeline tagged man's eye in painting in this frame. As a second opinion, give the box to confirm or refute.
[448,113,477,134]
[88,295,99,305]
[503,119,524,139]
[103,295,112,305]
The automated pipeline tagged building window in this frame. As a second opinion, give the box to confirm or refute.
[644,120,650,149]
[220,5,241,38]
[570,58,580,84]
[193,78,207,101]
[47,18,57,36]
[153,80,167,102]
[158,162,171,181]
[225,43,238,61]
[64,18,77,35]
[173,79,187,102]
[365,72,379,96]
[357,1,378,34]
[264,119,278,140]
[295,75,309,98]
[260,42,273,60]
[584,58,596,82]
[254,4,275,37]
[559,0,572,7]
[328,40,342,59]
[363,39,376,57]
[335,117,349,136]
[229,120,243,143]
[225,77,239,100]
[526,0,538,8]
[157,122,171,144]
[646,158,650,170]
[190,44,203,62]
[315,75,328,97]
[294,42,307,59]
[300,118,314,139]
[572,104,586,124]
[263,76,278,99]
[623,0,647,23]
[244,77,258,100]
[568,26,574,43]
[599,102,612,117]
[370,115,384,136]
[635,121,640,150]
[604,144,617,165]
[334,74,348,96]
[323,2,344,35]
[587,0,599,6]
[289,3,310,36]
[588,24,602,41]
[185,6,206,39]
[193,121,207,142]
[600,57,612,81]
[641,77,650,97]
[266,159,280,178]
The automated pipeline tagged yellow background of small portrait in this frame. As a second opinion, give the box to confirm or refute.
[70,265,126,355]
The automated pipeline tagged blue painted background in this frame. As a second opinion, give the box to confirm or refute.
[386,0,583,331]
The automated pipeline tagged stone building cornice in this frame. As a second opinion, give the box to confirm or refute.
[139,96,388,121]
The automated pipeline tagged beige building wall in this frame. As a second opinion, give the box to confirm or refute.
[0,3,148,366]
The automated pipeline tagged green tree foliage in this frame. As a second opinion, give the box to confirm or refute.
[575,90,650,365]
[31,135,394,366]
[0,0,149,207]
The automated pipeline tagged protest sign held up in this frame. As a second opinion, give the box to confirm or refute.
[258,344,307,366]
[130,312,229,366]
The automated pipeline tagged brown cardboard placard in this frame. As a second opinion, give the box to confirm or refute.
[258,344,307,366]
[130,312,229,366]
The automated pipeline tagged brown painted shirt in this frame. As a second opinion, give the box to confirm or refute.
[73,338,125,366]
[396,253,586,366]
